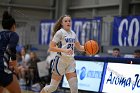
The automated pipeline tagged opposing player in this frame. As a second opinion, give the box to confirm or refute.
[40,15,85,93]
[0,11,21,93]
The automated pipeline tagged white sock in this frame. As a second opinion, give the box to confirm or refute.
[43,79,60,93]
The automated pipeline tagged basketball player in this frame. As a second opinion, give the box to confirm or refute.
[0,11,21,93]
[40,15,85,93]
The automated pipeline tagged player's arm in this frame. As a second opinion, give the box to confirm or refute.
[49,41,66,52]
[49,41,73,55]
[49,31,73,55]
[49,31,65,52]
[8,32,19,68]
[75,41,85,51]
[74,33,85,52]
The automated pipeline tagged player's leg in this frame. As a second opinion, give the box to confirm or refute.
[0,86,4,93]
[40,73,62,93]
[5,74,21,93]
[0,87,9,93]
[65,61,78,93]
[40,56,64,93]
[0,62,21,93]
[66,72,78,93]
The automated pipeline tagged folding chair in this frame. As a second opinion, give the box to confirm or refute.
[37,61,50,87]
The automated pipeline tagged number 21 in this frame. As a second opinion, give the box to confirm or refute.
[67,44,74,50]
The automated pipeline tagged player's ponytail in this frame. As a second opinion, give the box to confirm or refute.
[2,11,16,30]
[53,15,71,36]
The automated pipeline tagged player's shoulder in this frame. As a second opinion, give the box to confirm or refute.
[9,31,17,34]
[7,31,19,40]
[70,30,76,35]
[4,30,18,35]
[56,29,63,34]
[55,28,66,36]
[10,31,19,37]
[0,30,18,36]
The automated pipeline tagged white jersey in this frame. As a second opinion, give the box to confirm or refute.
[52,28,78,57]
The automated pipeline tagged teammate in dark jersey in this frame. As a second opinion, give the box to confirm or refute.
[0,11,21,93]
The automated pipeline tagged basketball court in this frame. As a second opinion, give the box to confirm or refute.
[4,90,34,93]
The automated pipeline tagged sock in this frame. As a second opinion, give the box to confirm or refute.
[43,79,60,93]
[68,77,78,93]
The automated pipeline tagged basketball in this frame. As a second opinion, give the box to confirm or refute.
[84,40,99,55]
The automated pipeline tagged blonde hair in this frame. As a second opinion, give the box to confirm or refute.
[53,15,71,36]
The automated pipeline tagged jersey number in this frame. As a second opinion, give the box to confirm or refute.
[67,44,74,50]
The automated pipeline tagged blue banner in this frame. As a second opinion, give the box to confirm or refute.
[39,20,55,45]
[112,16,140,46]
[39,18,102,45]
[72,17,101,45]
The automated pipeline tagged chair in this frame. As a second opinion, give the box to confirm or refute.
[37,61,50,87]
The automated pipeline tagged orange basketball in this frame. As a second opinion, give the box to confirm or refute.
[84,40,99,55]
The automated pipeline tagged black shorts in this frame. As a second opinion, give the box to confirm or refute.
[0,62,13,87]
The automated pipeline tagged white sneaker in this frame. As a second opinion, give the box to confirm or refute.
[31,83,41,92]
[19,79,26,85]
[31,83,40,88]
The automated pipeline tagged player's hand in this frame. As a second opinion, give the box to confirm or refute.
[13,66,19,74]
[64,49,73,55]
[9,60,17,67]
[9,60,19,73]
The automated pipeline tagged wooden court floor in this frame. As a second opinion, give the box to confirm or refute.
[22,90,35,93]
[3,89,36,93]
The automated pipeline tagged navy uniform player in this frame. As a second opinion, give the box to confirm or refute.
[40,15,85,93]
[0,11,21,93]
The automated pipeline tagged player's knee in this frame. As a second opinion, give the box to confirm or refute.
[44,85,57,93]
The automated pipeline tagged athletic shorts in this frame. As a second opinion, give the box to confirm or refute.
[52,55,76,76]
[0,60,13,87]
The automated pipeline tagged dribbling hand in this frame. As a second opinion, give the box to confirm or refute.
[64,49,73,55]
